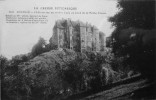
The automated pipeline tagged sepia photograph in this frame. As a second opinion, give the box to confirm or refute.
[0,0,155,100]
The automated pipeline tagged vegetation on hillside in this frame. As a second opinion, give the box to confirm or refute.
[0,46,135,100]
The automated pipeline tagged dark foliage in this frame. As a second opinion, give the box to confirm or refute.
[109,0,155,30]
[31,37,47,58]
[1,48,127,100]
[109,0,156,80]
[1,54,30,100]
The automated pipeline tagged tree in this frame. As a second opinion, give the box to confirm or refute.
[0,55,8,79]
[0,55,8,88]
[109,0,155,30]
[109,0,155,55]
[109,0,155,53]
[109,0,156,79]
[31,37,47,57]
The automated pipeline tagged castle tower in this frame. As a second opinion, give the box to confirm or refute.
[93,26,100,51]
[79,21,87,52]
[86,23,93,51]
[99,32,105,51]
[50,21,60,50]
[53,20,65,50]
[67,18,74,50]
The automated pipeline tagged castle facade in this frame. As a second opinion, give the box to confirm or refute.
[50,19,105,52]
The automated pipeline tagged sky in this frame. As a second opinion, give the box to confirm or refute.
[0,0,119,59]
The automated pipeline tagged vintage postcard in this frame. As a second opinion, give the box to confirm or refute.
[0,0,155,100]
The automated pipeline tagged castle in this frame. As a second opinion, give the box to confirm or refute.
[50,19,105,52]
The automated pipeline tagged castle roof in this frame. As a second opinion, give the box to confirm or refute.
[55,19,102,32]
